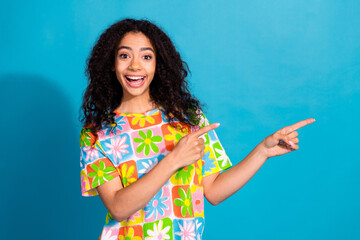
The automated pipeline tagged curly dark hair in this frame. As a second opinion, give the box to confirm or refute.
[81,18,202,136]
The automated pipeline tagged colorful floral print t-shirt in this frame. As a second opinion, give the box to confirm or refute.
[80,108,232,240]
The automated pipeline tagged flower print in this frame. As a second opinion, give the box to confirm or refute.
[202,151,215,175]
[80,127,93,147]
[213,144,230,168]
[119,227,141,240]
[194,161,202,185]
[81,175,88,192]
[132,113,156,127]
[105,135,129,162]
[145,188,169,219]
[105,212,115,225]
[88,160,116,188]
[105,122,117,136]
[191,188,203,215]
[82,146,100,163]
[207,128,217,141]
[105,116,126,135]
[174,188,193,217]
[195,219,203,240]
[146,220,171,240]
[196,114,206,128]
[101,228,118,240]
[120,163,137,187]
[128,211,141,222]
[214,147,227,166]
[134,129,162,156]
[174,165,194,184]
[139,158,159,175]
[192,125,200,132]
[81,169,97,196]
[164,123,189,145]
[174,221,196,240]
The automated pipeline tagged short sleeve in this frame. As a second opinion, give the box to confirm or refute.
[195,111,232,177]
[80,127,120,197]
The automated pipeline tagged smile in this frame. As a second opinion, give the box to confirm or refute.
[124,75,146,87]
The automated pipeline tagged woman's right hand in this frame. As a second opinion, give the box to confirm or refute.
[167,123,220,169]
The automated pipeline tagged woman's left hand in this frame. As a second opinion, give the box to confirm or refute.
[259,118,315,158]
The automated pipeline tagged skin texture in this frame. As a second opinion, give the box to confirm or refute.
[97,123,220,222]
[202,118,315,205]
[96,33,316,222]
[113,32,157,114]
[81,19,202,138]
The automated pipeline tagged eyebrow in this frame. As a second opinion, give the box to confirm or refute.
[117,46,155,53]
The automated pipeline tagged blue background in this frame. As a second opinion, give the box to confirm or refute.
[1,0,359,239]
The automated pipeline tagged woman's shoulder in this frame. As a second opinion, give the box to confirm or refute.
[188,107,207,126]
[79,118,126,146]
[79,124,97,147]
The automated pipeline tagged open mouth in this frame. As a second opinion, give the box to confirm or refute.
[124,75,146,87]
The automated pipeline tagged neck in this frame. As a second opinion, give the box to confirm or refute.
[116,94,156,114]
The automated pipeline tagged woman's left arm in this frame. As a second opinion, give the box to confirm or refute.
[203,118,315,205]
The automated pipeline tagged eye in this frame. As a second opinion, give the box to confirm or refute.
[143,55,152,60]
[119,53,129,59]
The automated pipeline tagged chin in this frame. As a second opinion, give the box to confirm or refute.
[122,86,151,99]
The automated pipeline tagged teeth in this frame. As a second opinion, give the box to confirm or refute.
[126,76,144,80]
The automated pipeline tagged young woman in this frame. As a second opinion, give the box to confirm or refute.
[80,18,314,240]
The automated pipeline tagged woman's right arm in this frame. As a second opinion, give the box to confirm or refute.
[96,123,219,222]
[96,153,178,222]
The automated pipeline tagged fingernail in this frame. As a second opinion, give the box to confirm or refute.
[214,123,220,127]
[289,141,294,146]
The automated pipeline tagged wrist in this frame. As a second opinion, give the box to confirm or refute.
[163,152,181,172]
[255,141,270,161]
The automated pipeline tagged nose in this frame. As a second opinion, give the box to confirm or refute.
[129,57,141,71]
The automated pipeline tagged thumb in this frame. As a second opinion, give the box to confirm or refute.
[264,132,289,148]
[264,134,278,148]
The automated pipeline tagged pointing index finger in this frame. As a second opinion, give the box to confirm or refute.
[285,118,315,132]
[192,123,220,138]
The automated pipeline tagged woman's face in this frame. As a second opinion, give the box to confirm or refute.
[113,32,156,102]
